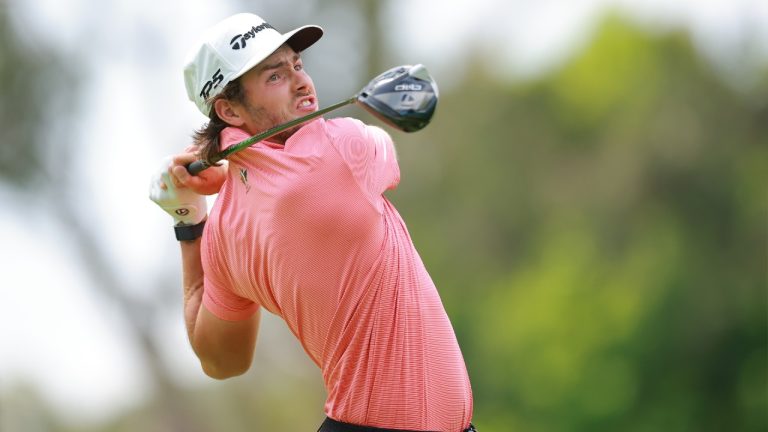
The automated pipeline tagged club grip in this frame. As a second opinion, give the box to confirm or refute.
[186,159,209,176]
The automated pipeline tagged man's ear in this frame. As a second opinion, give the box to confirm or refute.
[214,98,245,127]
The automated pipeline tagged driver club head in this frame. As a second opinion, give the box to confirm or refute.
[356,64,439,133]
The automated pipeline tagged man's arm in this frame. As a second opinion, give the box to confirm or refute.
[150,155,259,379]
[180,236,260,379]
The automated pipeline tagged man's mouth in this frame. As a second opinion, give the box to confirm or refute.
[296,96,316,110]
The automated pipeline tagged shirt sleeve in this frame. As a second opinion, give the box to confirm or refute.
[200,224,260,322]
[327,118,401,199]
[202,276,260,321]
[365,124,400,193]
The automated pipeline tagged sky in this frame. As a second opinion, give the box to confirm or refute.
[1,0,766,425]
[394,0,768,88]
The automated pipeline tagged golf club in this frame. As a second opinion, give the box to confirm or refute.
[186,64,438,175]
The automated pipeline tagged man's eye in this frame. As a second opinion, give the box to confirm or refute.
[294,63,303,71]
[268,73,279,81]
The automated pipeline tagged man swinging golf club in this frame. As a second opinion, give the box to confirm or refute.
[149,12,475,432]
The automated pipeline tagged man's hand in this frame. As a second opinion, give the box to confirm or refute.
[149,156,208,226]
[169,147,227,196]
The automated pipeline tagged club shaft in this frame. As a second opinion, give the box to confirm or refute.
[188,96,357,175]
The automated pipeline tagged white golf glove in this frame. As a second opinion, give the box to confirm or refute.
[149,157,207,227]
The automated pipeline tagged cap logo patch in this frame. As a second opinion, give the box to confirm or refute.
[229,22,275,50]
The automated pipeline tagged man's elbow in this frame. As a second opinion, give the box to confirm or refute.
[200,358,252,380]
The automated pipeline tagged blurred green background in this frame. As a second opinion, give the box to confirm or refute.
[0,1,766,431]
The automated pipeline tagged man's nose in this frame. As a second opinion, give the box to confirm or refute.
[292,70,310,92]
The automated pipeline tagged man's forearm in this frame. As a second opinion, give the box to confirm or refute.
[180,237,205,345]
[178,235,260,379]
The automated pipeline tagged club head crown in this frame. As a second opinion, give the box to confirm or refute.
[357,64,438,132]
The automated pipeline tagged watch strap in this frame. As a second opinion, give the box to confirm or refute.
[174,219,206,241]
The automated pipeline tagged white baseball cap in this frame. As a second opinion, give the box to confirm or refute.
[184,13,323,116]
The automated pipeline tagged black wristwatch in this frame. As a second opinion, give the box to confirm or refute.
[174,219,206,241]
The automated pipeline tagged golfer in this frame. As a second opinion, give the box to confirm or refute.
[150,12,475,432]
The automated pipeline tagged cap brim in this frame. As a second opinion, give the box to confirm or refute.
[285,25,323,53]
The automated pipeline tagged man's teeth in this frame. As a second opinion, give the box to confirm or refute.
[300,100,312,107]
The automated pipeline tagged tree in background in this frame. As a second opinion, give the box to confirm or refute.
[1,2,765,431]
[391,14,767,432]
[0,8,205,432]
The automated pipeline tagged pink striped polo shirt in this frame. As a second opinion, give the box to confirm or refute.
[200,117,473,431]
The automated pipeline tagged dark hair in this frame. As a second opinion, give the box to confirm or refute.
[192,78,247,166]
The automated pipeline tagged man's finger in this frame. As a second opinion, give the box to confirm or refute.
[172,152,198,166]
[171,165,193,187]
[172,164,209,190]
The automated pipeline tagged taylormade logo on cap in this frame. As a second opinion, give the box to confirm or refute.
[230,22,275,50]
[183,13,323,117]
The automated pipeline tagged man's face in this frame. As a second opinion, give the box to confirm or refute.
[234,45,317,143]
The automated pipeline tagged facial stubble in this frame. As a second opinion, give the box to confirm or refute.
[244,102,303,145]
